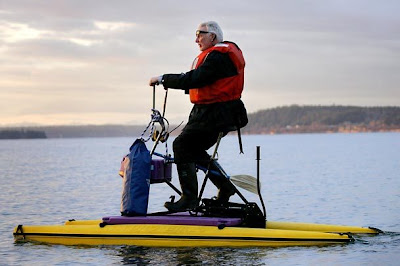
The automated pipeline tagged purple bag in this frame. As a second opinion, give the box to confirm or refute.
[150,159,172,184]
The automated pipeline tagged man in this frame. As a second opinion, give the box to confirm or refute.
[149,21,247,212]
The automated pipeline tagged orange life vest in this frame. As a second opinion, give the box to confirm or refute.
[189,42,245,104]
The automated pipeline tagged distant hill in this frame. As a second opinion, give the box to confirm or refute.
[243,105,400,134]
[0,129,47,139]
[1,105,399,138]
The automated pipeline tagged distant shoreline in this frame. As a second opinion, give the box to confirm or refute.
[0,129,47,139]
[1,105,399,138]
[242,124,400,135]
[0,124,399,139]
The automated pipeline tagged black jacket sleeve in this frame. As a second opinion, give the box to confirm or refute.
[161,51,237,93]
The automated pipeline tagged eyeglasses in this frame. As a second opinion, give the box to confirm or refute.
[196,30,210,37]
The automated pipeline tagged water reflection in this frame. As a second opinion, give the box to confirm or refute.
[115,246,274,265]
[117,246,153,264]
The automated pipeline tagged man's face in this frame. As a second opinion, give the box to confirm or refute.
[195,26,214,51]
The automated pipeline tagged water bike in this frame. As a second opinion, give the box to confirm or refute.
[13,87,381,247]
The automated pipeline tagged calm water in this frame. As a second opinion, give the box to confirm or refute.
[1,133,399,265]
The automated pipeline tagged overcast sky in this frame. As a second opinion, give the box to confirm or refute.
[1,0,399,126]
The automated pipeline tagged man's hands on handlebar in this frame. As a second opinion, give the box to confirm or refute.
[149,76,162,86]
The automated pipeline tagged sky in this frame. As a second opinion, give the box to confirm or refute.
[1,0,399,126]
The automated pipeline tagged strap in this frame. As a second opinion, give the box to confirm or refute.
[237,128,244,154]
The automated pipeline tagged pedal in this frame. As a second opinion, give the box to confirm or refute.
[169,195,175,203]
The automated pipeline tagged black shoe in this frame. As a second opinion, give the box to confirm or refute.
[164,197,198,212]
[165,163,198,212]
[204,161,236,204]
[215,183,236,204]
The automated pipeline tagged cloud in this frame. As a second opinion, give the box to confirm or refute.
[0,0,399,126]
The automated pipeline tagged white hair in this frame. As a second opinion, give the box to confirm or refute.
[200,21,223,42]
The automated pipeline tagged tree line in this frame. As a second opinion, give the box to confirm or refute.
[0,129,47,139]
[1,105,399,138]
[242,105,400,134]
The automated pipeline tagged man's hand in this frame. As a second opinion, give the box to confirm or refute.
[149,76,162,86]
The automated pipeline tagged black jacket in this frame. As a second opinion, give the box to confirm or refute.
[162,48,248,134]
[162,51,238,93]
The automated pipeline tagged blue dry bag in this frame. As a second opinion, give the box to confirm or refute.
[120,139,151,216]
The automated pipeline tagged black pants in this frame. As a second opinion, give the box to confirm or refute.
[173,128,223,164]
[173,100,247,164]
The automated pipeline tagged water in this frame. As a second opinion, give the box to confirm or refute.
[1,133,399,265]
